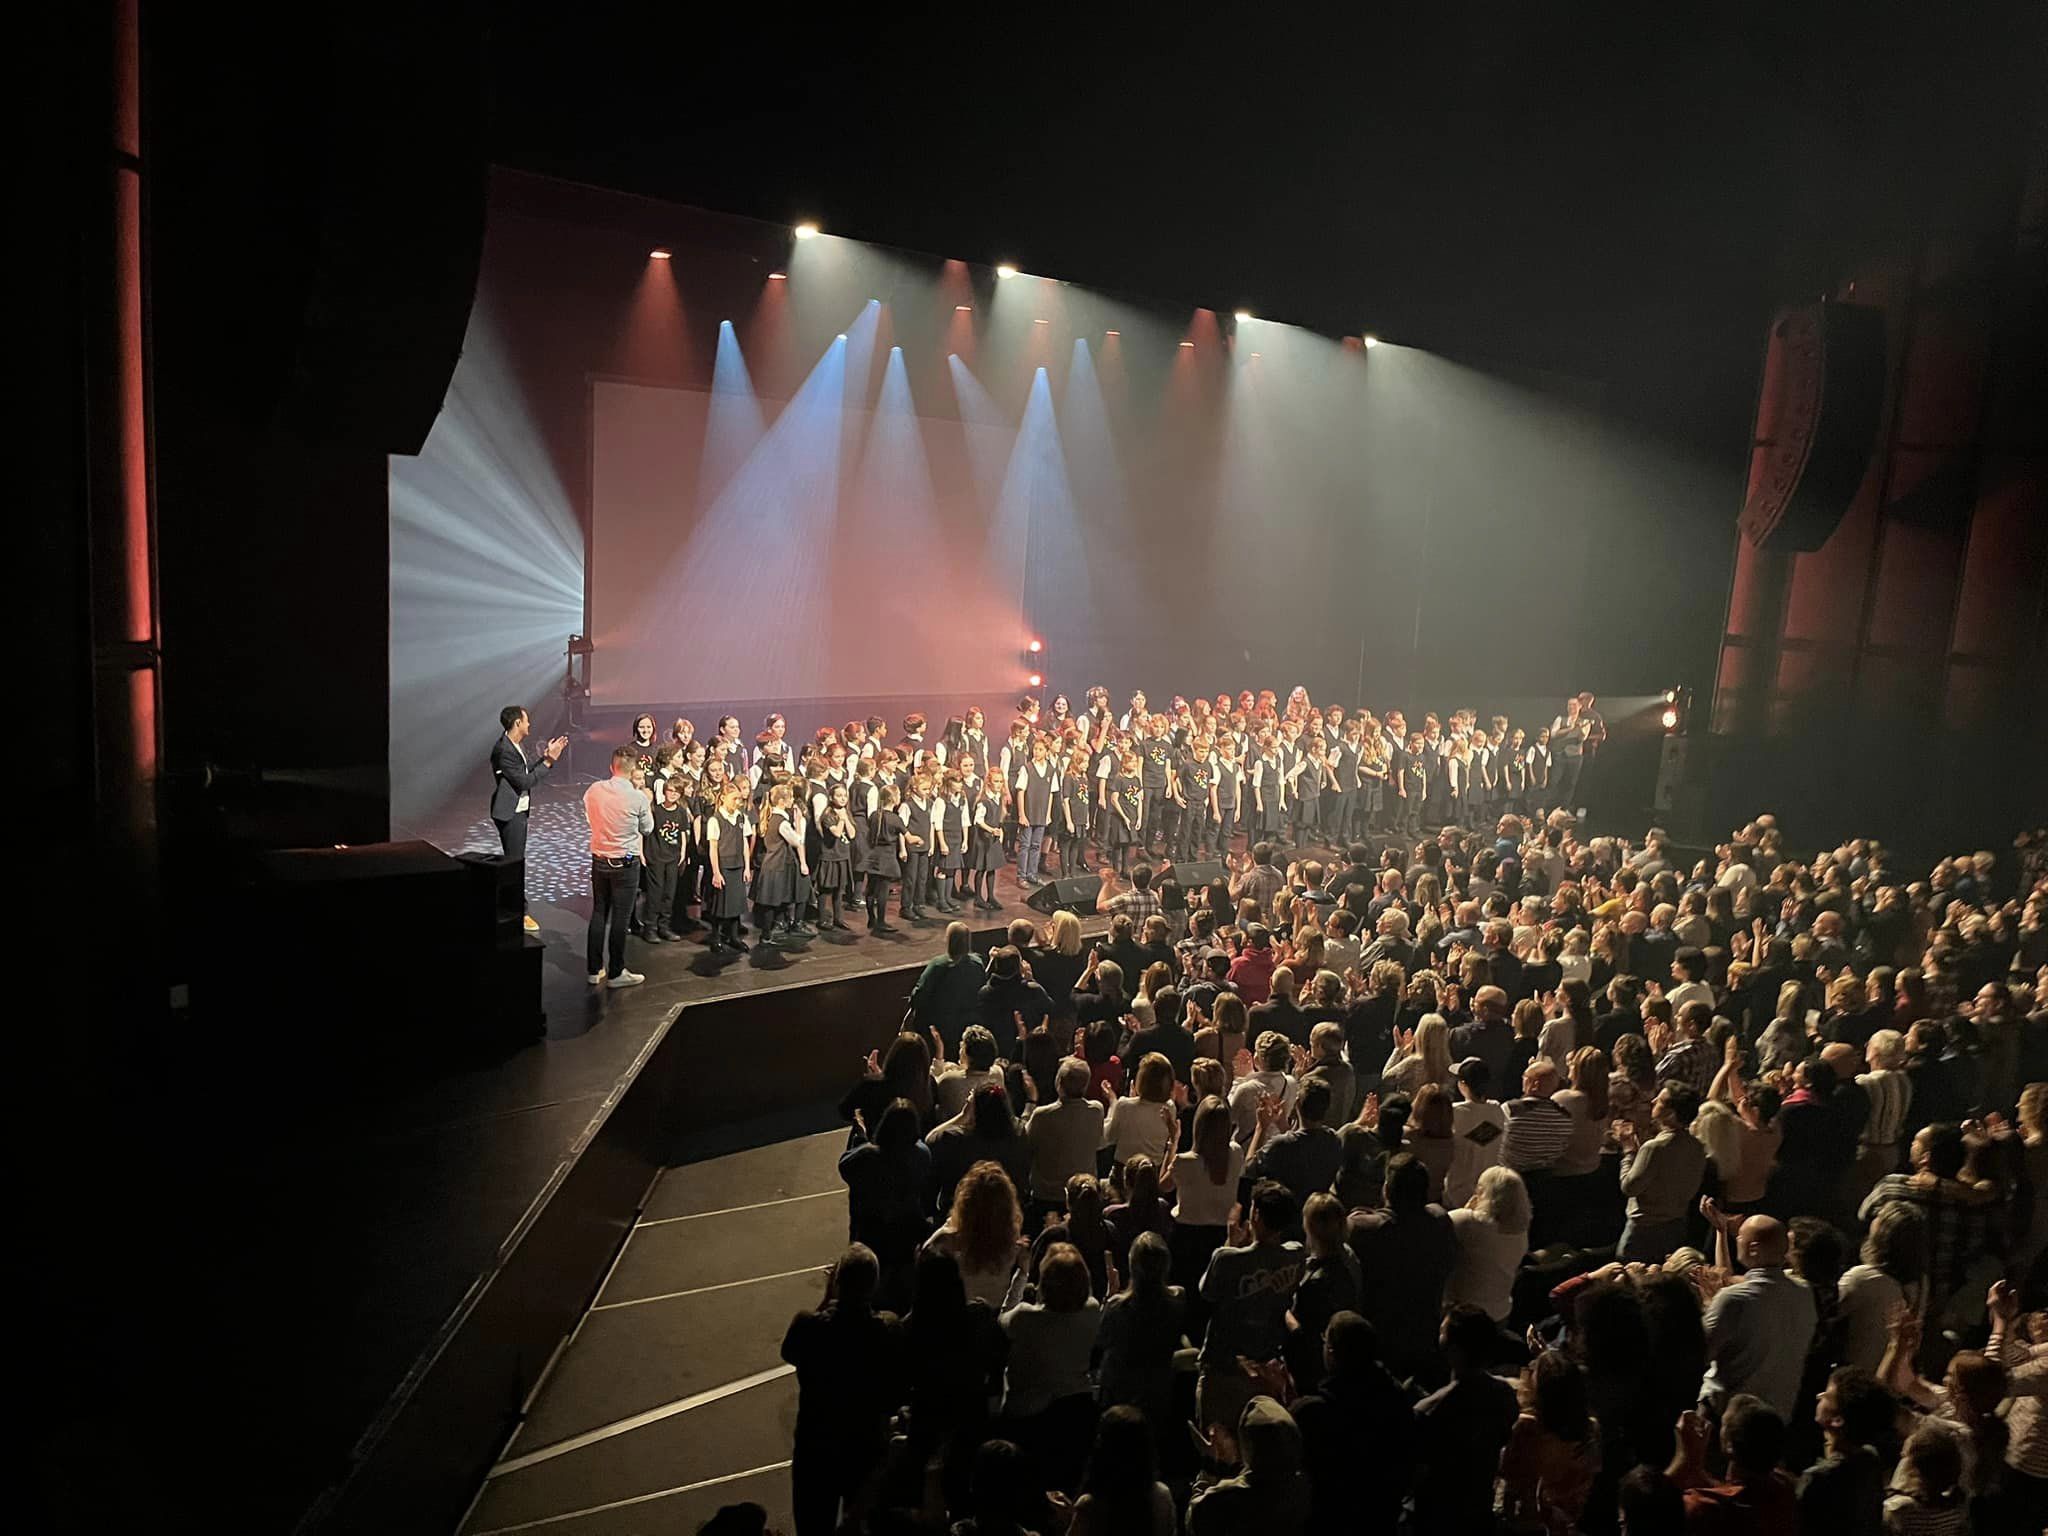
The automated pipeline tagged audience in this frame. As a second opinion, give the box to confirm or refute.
[773,805,2048,1536]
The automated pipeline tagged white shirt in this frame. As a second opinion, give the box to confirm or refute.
[508,735,531,813]
[1665,979,1716,1015]
[1446,1210,1527,1322]
[1172,1144,1245,1226]
[585,774,655,858]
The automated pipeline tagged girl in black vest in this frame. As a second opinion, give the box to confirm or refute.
[753,782,806,946]
[900,773,937,923]
[1212,735,1244,858]
[1105,749,1145,874]
[970,775,1005,910]
[865,785,905,935]
[1057,745,1092,877]
[936,771,969,913]
[815,781,856,931]
[1016,737,1057,885]
[704,782,753,955]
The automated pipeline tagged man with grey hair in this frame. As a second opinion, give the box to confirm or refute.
[1024,1056,1104,1217]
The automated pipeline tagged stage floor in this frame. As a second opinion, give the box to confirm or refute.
[295,788,1098,1530]
[458,1128,844,1535]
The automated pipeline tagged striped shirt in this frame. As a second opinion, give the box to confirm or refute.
[1655,1037,1718,1097]
[1502,1095,1575,1172]
[1990,1327,2048,1478]
[1856,1067,1913,1151]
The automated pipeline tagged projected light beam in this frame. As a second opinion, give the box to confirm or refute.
[389,304,583,832]
[989,365,1074,642]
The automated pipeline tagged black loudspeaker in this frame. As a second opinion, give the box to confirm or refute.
[1167,859,1228,888]
[1740,300,1887,553]
[1026,875,1102,914]
[456,851,528,948]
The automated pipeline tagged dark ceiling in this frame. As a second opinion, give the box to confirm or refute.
[487,2,2042,436]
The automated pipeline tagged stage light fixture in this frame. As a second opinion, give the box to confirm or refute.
[1104,330,1119,337]
[956,304,972,311]
[1028,673,1043,689]
[995,263,1019,280]
[1179,340,1194,348]
[767,272,787,280]
[793,221,820,239]
[1027,639,1042,654]
[1362,333,1381,348]
[1663,687,1678,703]
[835,333,847,343]
[1234,309,1252,322]
[648,247,672,260]
[1660,705,1680,730]
[1034,317,1049,324]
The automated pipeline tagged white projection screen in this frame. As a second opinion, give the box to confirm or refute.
[589,378,1032,706]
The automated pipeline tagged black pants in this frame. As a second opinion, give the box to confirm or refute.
[1147,795,1177,854]
[1213,806,1237,857]
[495,813,529,911]
[588,857,640,975]
[1177,808,1210,861]
[1551,755,1582,816]
[641,855,678,932]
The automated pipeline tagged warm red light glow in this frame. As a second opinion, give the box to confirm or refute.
[1028,673,1042,688]
[1027,639,1042,653]
[649,248,672,260]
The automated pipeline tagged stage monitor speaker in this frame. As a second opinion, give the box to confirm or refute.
[1169,859,1228,888]
[456,851,528,948]
[1740,300,1887,553]
[1026,875,1102,914]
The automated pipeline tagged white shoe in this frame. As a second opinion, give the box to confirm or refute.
[588,971,606,985]
[606,970,645,989]
[524,914,541,933]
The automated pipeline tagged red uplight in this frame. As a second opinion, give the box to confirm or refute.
[1027,639,1042,653]
[649,248,672,260]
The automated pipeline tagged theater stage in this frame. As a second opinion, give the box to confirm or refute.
[308,780,1109,1534]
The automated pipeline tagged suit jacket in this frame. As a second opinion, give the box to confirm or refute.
[490,733,556,821]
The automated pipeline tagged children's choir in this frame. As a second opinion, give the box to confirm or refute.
[608,688,1597,949]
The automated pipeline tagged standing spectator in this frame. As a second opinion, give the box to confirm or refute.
[1500,1350,1602,1535]
[1026,911,1091,1008]
[980,946,1053,1040]
[1700,1216,1818,1419]
[1290,1311,1420,1536]
[1301,1020,1356,1123]
[1411,1305,1521,1536]
[781,1244,905,1536]
[1654,1002,1719,1098]
[1668,1394,1798,1533]
[1094,1231,1184,1429]
[913,922,990,1056]
[837,1099,934,1307]
[1125,987,1197,1085]
[1503,1058,1576,1178]
[1171,1095,1246,1289]
[1446,1165,1533,1324]
[1855,1029,1914,1195]
[1197,1182,1305,1435]
[1446,1057,1508,1209]
[1857,1122,2001,1333]
[1283,1192,1363,1394]
[1617,1083,1707,1262]
[999,1242,1101,1492]
[1228,925,1281,1005]
[1104,1052,1180,1170]
[1024,1058,1105,1219]
[935,1025,1005,1120]
[1451,985,1517,1085]
[1348,1154,1459,1385]
[1796,1366,1893,1536]
[925,1158,1030,1309]
[1247,1076,1343,1206]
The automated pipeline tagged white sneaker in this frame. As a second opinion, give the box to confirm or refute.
[606,970,645,989]
[588,971,606,985]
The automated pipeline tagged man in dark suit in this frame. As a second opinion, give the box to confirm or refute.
[493,704,569,931]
